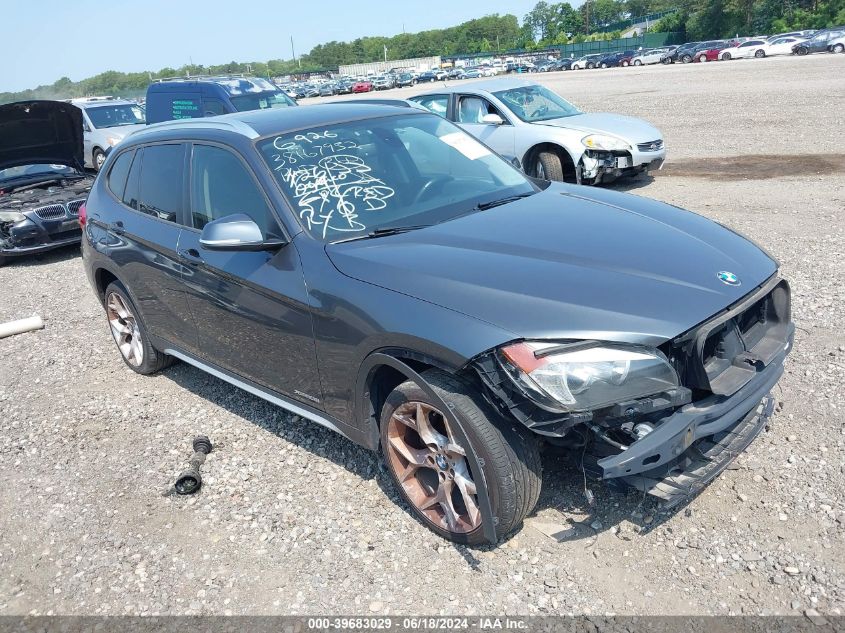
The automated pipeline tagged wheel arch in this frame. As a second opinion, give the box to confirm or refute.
[93,266,120,305]
[353,350,498,543]
[522,142,578,183]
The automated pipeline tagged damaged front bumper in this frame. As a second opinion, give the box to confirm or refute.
[595,323,793,507]
[581,146,666,184]
[0,213,82,258]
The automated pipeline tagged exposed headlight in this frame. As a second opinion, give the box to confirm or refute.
[582,134,631,151]
[0,210,26,223]
[498,341,679,413]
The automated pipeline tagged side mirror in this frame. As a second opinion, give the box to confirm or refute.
[199,214,285,252]
[481,113,504,125]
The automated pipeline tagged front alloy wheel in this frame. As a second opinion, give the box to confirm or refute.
[380,370,541,544]
[385,401,481,534]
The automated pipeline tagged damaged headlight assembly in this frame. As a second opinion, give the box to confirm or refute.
[0,211,26,223]
[498,341,679,413]
[581,134,631,152]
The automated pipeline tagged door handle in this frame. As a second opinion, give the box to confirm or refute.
[108,221,125,235]
[178,248,203,265]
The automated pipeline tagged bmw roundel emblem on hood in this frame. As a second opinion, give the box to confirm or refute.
[717,271,740,286]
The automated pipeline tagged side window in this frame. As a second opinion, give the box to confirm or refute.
[457,96,506,124]
[190,145,277,237]
[137,144,184,223]
[202,98,228,117]
[410,95,448,117]
[107,149,134,200]
[122,148,142,210]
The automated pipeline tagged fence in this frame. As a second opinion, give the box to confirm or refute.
[598,9,680,34]
[551,32,683,58]
[338,56,441,77]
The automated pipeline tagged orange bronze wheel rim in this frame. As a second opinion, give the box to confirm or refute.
[385,401,481,534]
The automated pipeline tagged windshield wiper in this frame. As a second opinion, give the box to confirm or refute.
[475,192,535,211]
[332,225,429,244]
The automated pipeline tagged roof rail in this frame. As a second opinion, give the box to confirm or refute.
[134,116,259,139]
[151,73,248,83]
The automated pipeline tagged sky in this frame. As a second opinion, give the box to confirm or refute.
[2,0,547,92]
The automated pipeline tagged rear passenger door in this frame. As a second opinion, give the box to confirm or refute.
[177,143,322,406]
[99,143,196,350]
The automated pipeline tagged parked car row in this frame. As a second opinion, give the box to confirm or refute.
[543,27,844,73]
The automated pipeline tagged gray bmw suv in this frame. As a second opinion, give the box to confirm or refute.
[82,103,794,544]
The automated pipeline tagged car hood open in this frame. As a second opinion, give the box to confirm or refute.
[0,100,84,172]
[535,113,662,143]
[326,185,777,346]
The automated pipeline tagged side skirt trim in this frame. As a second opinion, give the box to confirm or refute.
[163,347,355,443]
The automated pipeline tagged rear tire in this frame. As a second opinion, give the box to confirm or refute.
[681,54,692,63]
[795,47,808,56]
[755,49,766,58]
[634,59,642,66]
[722,52,732,60]
[535,151,564,181]
[380,369,542,544]
[833,44,844,53]
[621,60,629,67]
[104,281,173,375]
[698,54,708,62]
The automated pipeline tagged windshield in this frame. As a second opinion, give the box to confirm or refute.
[230,90,296,112]
[258,113,534,242]
[0,163,76,183]
[493,84,581,122]
[86,103,145,129]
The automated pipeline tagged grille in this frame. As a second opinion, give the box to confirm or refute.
[34,204,68,220]
[66,199,85,216]
[637,139,664,152]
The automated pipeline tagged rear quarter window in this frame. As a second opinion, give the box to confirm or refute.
[107,150,134,200]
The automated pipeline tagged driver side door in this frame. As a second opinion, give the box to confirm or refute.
[178,142,323,407]
[452,94,515,160]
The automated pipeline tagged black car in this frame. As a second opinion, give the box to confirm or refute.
[0,101,94,265]
[82,103,794,544]
[597,50,637,68]
[416,71,439,83]
[553,58,575,71]
[793,27,845,54]
[395,73,417,88]
[662,41,700,63]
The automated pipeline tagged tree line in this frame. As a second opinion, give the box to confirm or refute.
[2,0,843,104]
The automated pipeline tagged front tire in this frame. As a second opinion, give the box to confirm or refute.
[535,151,564,181]
[698,54,708,62]
[634,59,642,66]
[755,49,766,58]
[681,54,692,63]
[722,52,732,60]
[621,60,629,67]
[833,44,844,53]
[380,370,541,544]
[104,281,173,375]
[93,148,106,172]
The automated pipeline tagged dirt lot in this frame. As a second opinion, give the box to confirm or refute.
[1,54,844,617]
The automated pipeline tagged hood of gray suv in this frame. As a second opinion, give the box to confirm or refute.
[0,100,84,172]
[327,185,777,346]
[535,113,662,143]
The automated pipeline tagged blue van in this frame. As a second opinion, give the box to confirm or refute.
[145,76,297,124]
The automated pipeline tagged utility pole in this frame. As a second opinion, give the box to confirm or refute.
[384,45,388,62]
[585,0,590,34]
[496,34,500,51]
[291,36,297,67]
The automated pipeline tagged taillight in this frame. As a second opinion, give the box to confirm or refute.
[78,203,87,226]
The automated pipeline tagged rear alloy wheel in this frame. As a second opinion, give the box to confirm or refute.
[795,47,808,56]
[755,49,766,58]
[634,59,642,66]
[600,62,608,68]
[698,54,708,62]
[682,54,692,63]
[104,281,173,375]
[833,44,844,53]
[380,370,541,544]
[722,52,732,60]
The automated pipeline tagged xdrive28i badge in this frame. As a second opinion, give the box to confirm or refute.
[717,271,741,286]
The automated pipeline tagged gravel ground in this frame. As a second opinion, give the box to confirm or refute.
[1,54,843,617]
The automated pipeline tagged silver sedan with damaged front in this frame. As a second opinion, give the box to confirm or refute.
[410,78,666,185]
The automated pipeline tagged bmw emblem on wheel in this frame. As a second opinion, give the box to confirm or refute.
[717,271,740,286]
